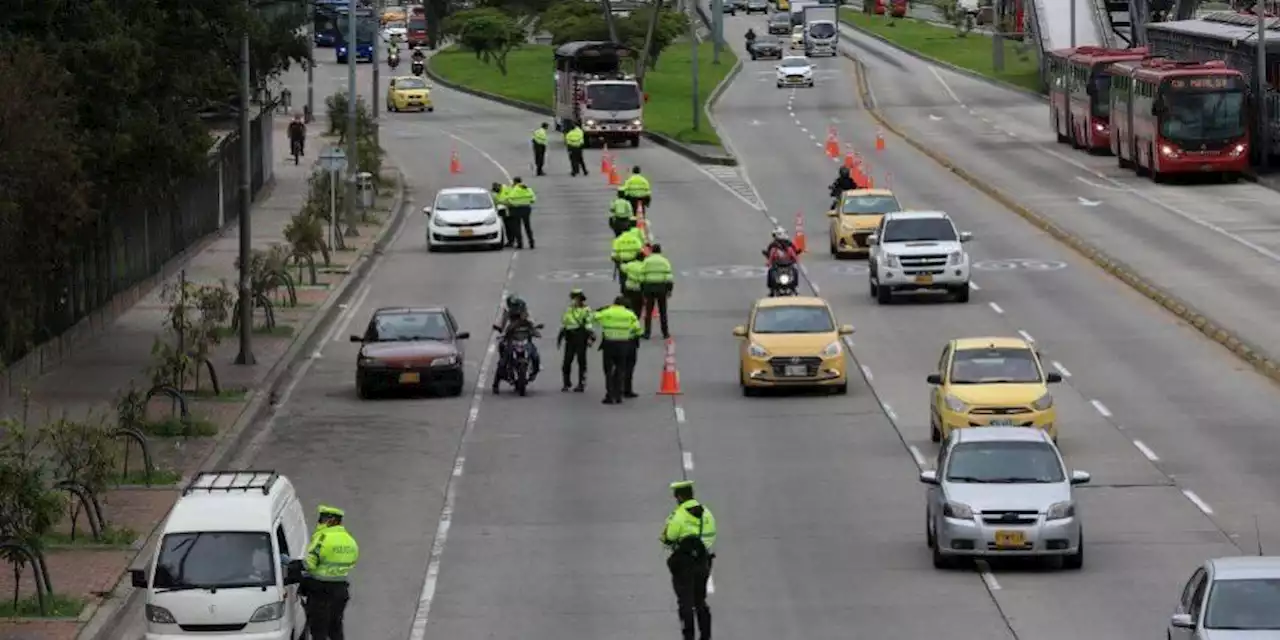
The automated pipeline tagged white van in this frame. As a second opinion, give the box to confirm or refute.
[131,470,310,640]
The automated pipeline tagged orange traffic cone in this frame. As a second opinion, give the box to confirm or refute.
[825,135,839,159]
[449,148,462,174]
[657,338,682,395]
[608,167,621,186]
[793,210,807,253]
[875,128,886,152]
[844,152,856,169]
[601,145,613,174]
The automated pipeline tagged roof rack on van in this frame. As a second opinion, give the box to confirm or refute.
[183,470,280,496]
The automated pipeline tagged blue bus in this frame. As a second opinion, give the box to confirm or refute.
[334,7,377,63]
[314,0,346,47]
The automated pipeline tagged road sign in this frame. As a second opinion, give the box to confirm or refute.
[319,147,348,173]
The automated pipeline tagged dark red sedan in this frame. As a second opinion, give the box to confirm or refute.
[351,306,469,398]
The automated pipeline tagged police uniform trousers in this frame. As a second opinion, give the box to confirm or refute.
[624,288,644,318]
[532,141,547,175]
[303,578,350,640]
[668,553,712,640]
[641,282,672,338]
[508,205,534,248]
[500,208,518,247]
[561,328,589,388]
[609,216,633,237]
[600,338,636,402]
[568,146,588,176]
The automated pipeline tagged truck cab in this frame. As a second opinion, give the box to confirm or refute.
[553,41,645,147]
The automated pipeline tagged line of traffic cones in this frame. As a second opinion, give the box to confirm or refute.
[601,145,613,174]
[449,146,462,174]
[793,210,807,253]
[657,337,682,395]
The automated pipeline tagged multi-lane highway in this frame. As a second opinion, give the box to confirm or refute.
[120,22,1280,640]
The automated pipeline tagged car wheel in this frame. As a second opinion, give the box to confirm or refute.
[931,542,952,569]
[930,416,942,443]
[832,382,847,395]
[926,511,936,548]
[1063,534,1084,570]
[868,277,876,297]
[954,285,970,303]
[776,82,783,88]
[427,237,438,252]
[428,106,435,112]
[632,135,641,147]
[356,379,372,400]
[829,236,838,256]
[388,102,394,112]
[446,381,464,397]
[876,282,892,304]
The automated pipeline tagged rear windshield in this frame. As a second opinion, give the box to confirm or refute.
[841,195,900,215]
[946,441,1065,483]
[409,17,427,29]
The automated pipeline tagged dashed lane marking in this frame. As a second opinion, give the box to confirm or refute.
[1132,440,1159,462]
[1052,361,1071,377]
[1183,490,1214,515]
[683,451,694,471]
[908,445,926,467]
[1090,399,1112,418]
[699,165,765,209]
[988,302,1004,314]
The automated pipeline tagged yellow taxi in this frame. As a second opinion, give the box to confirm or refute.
[826,189,901,258]
[926,337,1063,443]
[777,0,790,10]
[733,296,854,396]
[386,76,433,112]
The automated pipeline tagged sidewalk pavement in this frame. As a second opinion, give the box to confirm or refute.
[0,116,406,640]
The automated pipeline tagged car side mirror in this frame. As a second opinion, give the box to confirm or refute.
[130,568,147,588]
[1045,372,1063,384]
[349,335,363,343]
[1070,470,1091,485]
[825,209,838,217]
[422,206,432,216]
[456,331,470,339]
[838,324,854,335]
[732,325,747,337]
[919,470,939,484]
[959,231,973,243]
[866,234,879,245]
[284,559,305,586]
[926,373,942,385]
[1170,613,1194,629]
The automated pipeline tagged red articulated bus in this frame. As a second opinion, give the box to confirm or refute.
[1108,58,1249,181]
[1047,46,1148,153]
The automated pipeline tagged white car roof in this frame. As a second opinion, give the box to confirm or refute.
[884,210,951,220]
[436,187,489,196]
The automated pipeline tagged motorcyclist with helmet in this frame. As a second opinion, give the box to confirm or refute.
[494,294,541,392]
[763,228,802,295]
[829,166,858,208]
[410,46,426,75]
[745,28,757,46]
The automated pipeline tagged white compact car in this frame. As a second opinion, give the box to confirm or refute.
[776,56,814,88]
[423,187,505,251]
[382,21,407,42]
[867,210,972,303]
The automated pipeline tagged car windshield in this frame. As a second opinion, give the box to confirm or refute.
[1205,578,1280,629]
[881,217,957,242]
[435,192,492,210]
[771,14,789,23]
[945,441,1065,483]
[781,58,807,68]
[842,195,900,215]
[396,78,427,90]
[752,306,834,334]
[809,22,835,38]
[586,83,641,111]
[153,532,276,590]
[369,312,452,341]
[756,36,780,45]
[1159,86,1246,143]
[949,347,1042,384]
[409,17,427,29]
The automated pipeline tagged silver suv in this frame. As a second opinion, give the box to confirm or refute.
[920,427,1089,570]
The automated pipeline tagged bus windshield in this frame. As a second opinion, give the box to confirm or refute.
[1159,82,1246,144]
[1090,71,1111,119]
[336,13,377,44]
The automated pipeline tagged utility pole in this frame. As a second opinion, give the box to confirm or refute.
[712,0,723,64]
[1070,0,1077,47]
[602,0,620,42]
[993,0,1005,72]
[306,0,316,122]
[235,0,256,366]
[689,10,701,132]
[639,0,664,81]
[371,0,381,147]
[345,0,359,238]
[1259,9,1270,169]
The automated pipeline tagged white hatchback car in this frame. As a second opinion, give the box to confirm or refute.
[423,187,505,251]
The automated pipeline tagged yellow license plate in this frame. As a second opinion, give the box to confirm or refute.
[994,530,1024,548]
[458,229,474,237]
[399,372,421,384]
[914,274,933,284]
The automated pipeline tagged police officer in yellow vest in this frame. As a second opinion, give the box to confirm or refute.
[640,243,674,340]
[505,177,536,250]
[565,121,588,177]
[492,182,516,248]
[621,166,652,213]
[611,226,645,291]
[608,188,635,237]
[594,295,642,404]
[661,480,716,640]
[556,288,595,392]
[620,258,645,317]
[531,122,549,176]
[303,505,360,640]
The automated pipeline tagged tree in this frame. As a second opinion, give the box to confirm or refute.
[444,8,525,74]
[539,1,687,69]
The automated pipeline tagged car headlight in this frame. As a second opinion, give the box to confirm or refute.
[747,343,768,358]
[942,501,973,519]
[338,47,348,54]
[358,356,382,366]
[943,394,968,413]
[249,601,286,622]
[482,214,499,225]
[883,253,901,268]
[585,119,596,126]
[431,354,459,367]
[947,250,964,266]
[632,119,642,126]
[820,340,841,358]
[1046,501,1075,520]
[1031,392,1054,411]
[146,604,176,624]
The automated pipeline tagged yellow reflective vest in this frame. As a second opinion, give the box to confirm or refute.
[622,174,651,198]
[506,185,536,206]
[595,304,642,340]
[612,229,644,263]
[565,127,585,148]
[532,127,548,145]
[641,253,674,284]
[305,524,360,582]
[621,259,645,291]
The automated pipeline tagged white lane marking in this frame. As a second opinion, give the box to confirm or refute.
[674,405,686,423]
[968,281,980,290]
[707,574,716,594]
[988,302,1004,314]
[1051,361,1071,377]
[800,126,808,134]
[978,564,1001,591]
[691,165,763,211]
[810,281,821,294]
[908,445,926,467]
[331,284,373,342]
[815,142,824,148]
[1183,490,1214,515]
[882,403,898,421]
[683,451,694,471]
[1017,329,1035,343]
[809,134,817,141]
[1132,440,1160,462]
[409,145,518,640]
[860,364,873,380]
[928,65,963,105]
[1090,399,1112,418]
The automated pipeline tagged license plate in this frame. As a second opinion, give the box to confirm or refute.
[994,530,1025,548]
[989,418,1014,426]
[399,372,421,384]
[784,365,807,377]
[458,229,474,237]
[914,274,933,284]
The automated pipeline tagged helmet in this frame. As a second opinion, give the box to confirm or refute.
[506,294,524,308]
[772,227,788,240]
[838,166,850,177]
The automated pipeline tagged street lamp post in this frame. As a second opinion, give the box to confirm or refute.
[236,0,256,366]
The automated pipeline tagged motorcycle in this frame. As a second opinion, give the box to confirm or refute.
[492,323,543,396]
[764,253,800,297]
[411,59,424,76]
[389,53,400,69]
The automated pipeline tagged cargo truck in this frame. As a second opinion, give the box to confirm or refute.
[553,41,645,147]
[803,4,838,56]
[790,0,816,26]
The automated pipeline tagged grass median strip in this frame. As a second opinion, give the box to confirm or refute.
[839,9,1041,93]
[430,43,735,146]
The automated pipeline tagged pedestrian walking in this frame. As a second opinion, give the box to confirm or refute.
[505,177,536,249]
[531,122,549,176]
[640,243,674,339]
[595,295,641,404]
[661,481,716,640]
[565,121,588,176]
[557,289,594,392]
[302,505,360,640]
